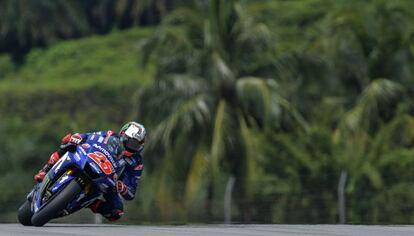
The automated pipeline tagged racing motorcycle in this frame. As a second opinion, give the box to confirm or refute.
[17,135,125,226]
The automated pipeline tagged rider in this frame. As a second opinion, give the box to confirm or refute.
[34,121,146,221]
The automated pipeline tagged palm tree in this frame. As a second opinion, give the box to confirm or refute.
[135,0,305,222]
[86,0,180,32]
[313,0,414,98]
[366,113,414,223]
[0,0,184,60]
[309,2,414,222]
[333,79,407,223]
[0,0,88,60]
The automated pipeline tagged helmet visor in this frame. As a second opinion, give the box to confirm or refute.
[124,138,143,153]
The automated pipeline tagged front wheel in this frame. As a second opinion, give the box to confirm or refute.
[31,180,82,227]
[17,200,33,226]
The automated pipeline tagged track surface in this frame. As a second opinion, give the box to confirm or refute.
[2,224,414,236]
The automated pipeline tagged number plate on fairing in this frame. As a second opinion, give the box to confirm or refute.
[87,151,114,175]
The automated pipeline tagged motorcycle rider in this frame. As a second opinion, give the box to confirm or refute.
[33,121,146,221]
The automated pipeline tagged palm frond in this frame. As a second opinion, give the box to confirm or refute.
[211,51,235,80]
[184,147,209,207]
[155,149,179,219]
[232,4,275,74]
[239,114,262,199]
[236,77,279,128]
[210,99,229,184]
[134,75,209,124]
[138,26,195,75]
[148,92,212,151]
[234,74,312,132]
[368,114,414,160]
[337,79,405,137]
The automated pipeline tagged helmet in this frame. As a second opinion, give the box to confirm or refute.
[119,121,146,153]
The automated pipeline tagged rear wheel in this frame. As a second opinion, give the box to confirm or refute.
[17,200,33,226]
[31,180,82,227]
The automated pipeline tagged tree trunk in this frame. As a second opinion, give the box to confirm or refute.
[206,181,214,222]
[338,170,348,224]
[224,175,236,224]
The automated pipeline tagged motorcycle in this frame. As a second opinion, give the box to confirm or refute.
[17,135,125,226]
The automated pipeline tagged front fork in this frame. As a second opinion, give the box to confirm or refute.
[31,168,93,213]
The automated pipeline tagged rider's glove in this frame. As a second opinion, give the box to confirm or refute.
[60,133,82,152]
[116,181,128,195]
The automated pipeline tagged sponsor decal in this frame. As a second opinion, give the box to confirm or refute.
[74,153,81,161]
[82,143,91,148]
[97,136,104,143]
[93,144,117,168]
[93,144,111,159]
[79,146,87,156]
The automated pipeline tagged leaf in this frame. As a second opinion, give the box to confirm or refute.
[184,147,209,206]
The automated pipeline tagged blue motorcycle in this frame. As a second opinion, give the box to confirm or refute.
[17,136,124,226]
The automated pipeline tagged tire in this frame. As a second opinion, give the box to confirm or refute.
[31,180,82,227]
[17,200,33,226]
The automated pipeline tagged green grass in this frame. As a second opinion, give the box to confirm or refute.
[0,27,154,94]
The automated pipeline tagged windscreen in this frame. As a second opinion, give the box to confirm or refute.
[105,135,123,157]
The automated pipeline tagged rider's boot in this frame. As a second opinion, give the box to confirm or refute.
[34,152,61,182]
[88,199,124,221]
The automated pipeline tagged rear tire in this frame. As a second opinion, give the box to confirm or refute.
[31,180,82,227]
[17,200,33,226]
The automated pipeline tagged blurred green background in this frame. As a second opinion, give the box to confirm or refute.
[1,0,414,224]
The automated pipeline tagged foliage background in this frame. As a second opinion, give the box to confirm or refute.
[1,0,414,224]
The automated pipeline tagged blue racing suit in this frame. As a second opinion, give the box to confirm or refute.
[78,130,144,220]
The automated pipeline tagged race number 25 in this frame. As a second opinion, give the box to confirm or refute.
[87,151,114,175]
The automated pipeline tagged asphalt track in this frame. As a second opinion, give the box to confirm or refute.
[2,224,414,236]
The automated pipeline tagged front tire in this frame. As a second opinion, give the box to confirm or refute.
[31,180,82,227]
[17,200,33,226]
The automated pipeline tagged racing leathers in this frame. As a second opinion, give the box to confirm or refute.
[34,130,144,221]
